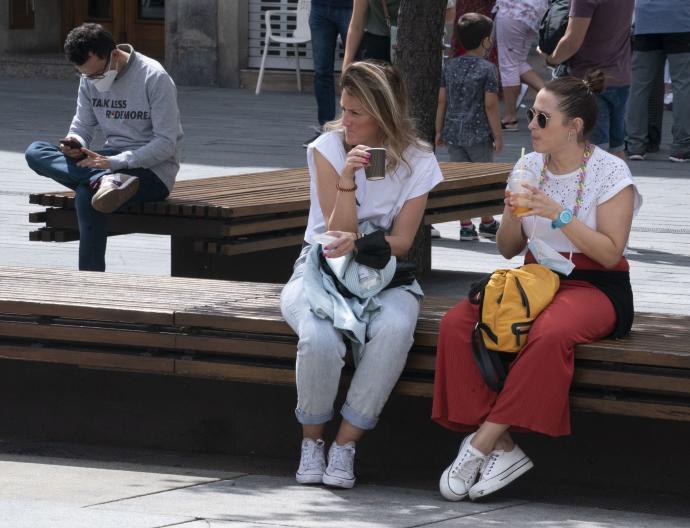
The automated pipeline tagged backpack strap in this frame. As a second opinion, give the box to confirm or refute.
[471,323,506,392]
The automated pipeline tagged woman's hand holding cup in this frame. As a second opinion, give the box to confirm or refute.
[506,168,539,216]
[341,144,372,181]
[515,184,563,220]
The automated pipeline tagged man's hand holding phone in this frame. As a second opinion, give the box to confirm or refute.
[59,137,85,159]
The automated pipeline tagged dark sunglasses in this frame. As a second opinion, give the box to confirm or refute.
[527,107,551,129]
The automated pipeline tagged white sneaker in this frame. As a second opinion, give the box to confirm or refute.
[91,173,140,213]
[439,433,486,501]
[430,227,441,238]
[322,441,356,489]
[296,438,326,484]
[469,444,533,500]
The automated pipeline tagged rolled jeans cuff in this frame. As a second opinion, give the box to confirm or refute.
[295,407,333,425]
[341,401,378,430]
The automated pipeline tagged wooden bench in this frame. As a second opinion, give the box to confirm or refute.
[28,162,512,282]
[1,266,688,422]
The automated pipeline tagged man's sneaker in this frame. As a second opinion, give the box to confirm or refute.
[478,220,500,238]
[296,438,326,484]
[91,173,139,214]
[468,444,533,500]
[322,441,356,489]
[460,224,479,241]
[628,152,646,161]
[669,152,690,163]
[439,433,486,501]
[430,227,442,238]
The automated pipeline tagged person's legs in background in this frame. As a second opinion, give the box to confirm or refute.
[449,143,499,240]
[75,168,169,271]
[667,47,690,162]
[625,37,665,160]
[602,85,630,160]
[305,4,352,147]
[646,64,665,153]
[25,141,168,271]
[495,14,542,129]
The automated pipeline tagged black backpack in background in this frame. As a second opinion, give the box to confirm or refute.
[538,0,571,55]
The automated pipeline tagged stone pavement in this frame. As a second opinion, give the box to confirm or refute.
[0,79,689,527]
[1,441,689,528]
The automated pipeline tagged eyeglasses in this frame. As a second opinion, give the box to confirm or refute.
[77,56,111,80]
[526,107,551,129]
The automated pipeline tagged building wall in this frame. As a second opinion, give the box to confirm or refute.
[166,0,249,88]
[0,0,62,54]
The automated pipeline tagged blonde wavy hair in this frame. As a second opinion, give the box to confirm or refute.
[325,60,430,173]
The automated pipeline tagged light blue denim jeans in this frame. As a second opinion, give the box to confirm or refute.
[280,248,420,430]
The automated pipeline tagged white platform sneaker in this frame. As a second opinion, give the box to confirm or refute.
[469,443,533,500]
[439,433,486,501]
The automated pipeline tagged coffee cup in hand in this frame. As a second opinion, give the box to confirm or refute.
[364,147,386,180]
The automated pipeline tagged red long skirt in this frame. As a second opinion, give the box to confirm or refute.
[431,277,617,437]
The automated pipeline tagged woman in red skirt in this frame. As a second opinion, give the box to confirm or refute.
[432,70,643,501]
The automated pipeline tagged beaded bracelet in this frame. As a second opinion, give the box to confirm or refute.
[336,181,357,192]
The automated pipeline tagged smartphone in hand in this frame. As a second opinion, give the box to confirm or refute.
[59,137,82,149]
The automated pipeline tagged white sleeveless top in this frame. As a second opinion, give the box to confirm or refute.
[304,131,444,245]
[517,147,643,252]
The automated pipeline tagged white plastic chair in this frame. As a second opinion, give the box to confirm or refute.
[255,0,312,95]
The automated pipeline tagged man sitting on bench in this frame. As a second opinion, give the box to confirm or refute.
[25,23,183,272]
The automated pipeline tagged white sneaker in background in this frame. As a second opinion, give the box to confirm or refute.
[430,227,441,238]
[516,83,529,109]
[91,173,139,214]
[469,443,533,500]
[439,433,486,501]
[322,441,356,489]
[296,438,326,484]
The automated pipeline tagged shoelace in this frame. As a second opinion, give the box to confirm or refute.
[300,442,323,470]
[481,452,500,476]
[329,445,354,473]
[450,451,484,484]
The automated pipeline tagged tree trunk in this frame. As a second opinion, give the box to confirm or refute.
[396,0,447,144]
[395,0,446,272]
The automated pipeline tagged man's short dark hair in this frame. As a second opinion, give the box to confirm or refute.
[455,13,493,51]
[64,23,116,66]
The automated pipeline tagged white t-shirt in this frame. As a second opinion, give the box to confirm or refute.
[304,131,444,245]
[517,147,643,252]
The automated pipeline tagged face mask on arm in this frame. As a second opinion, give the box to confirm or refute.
[526,216,575,276]
[527,237,575,276]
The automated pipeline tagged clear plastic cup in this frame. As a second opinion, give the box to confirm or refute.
[507,168,539,215]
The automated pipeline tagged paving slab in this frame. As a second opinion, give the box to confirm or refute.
[428,501,690,527]
[88,474,525,528]
[0,500,195,528]
[0,455,242,506]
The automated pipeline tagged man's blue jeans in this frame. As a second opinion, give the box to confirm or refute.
[591,85,630,152]
[309,3,352,125]
[25,141,169,272]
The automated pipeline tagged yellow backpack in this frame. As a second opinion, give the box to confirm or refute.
[469,264,560,391]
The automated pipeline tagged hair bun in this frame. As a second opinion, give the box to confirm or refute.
[583,70,606,95]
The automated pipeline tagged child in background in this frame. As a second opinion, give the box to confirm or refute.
[436,12,502,241]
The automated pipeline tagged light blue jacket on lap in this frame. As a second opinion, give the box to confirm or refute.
[302,221,423,354]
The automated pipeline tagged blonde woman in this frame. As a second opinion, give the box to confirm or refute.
[280,61,443,489]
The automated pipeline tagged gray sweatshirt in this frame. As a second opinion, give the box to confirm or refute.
[68,44,183,192]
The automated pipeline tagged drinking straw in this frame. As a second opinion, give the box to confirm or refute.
[519,147,525,170]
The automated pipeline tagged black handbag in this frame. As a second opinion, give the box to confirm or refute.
[538,0,571,55]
